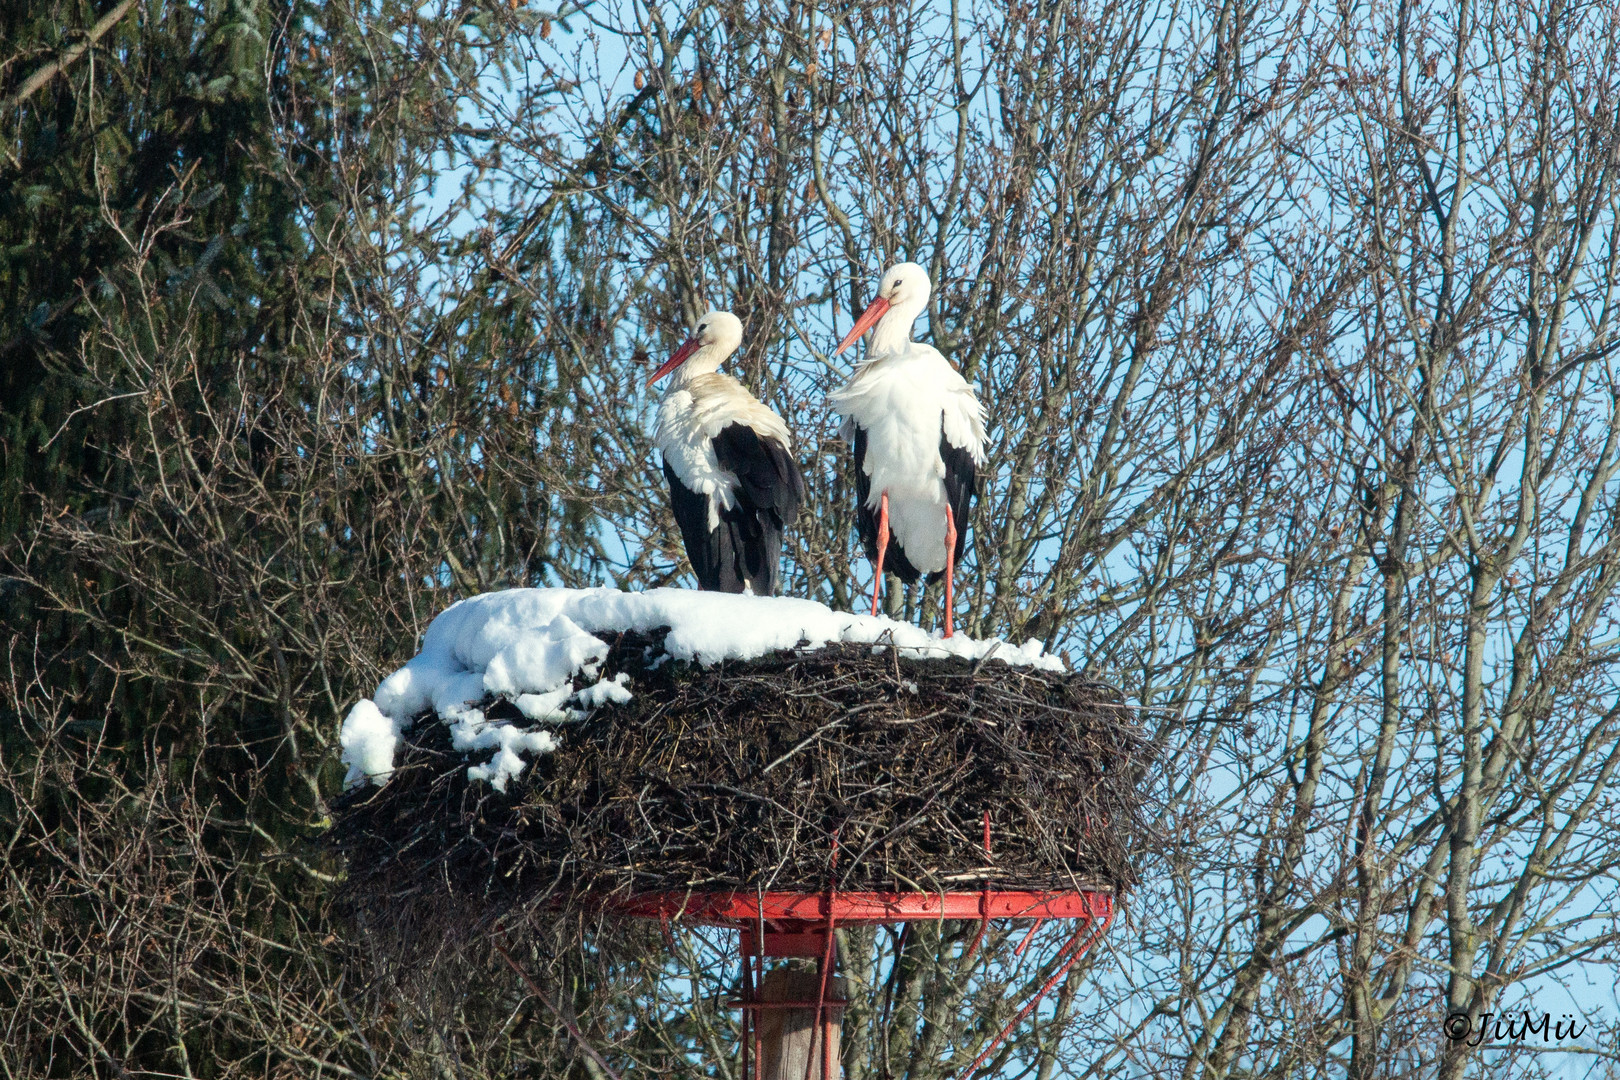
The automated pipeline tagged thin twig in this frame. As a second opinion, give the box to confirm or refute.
[492,927,626,1080]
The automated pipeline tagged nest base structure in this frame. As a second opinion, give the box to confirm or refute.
[333,632,1149,1079]
[604,812,1115,1080]
[603,882,1114,1080]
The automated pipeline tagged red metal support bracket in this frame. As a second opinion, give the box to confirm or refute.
[947,902,1115,1080]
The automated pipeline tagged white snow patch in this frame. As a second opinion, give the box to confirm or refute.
[450,711,559,793]
[484,614,606,699]
[515,686,575,722]
[574,672,633,708]
[339,699,401,787]
[340,587,1065,788]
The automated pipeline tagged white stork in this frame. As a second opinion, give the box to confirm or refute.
[649,310,807,596]
[829,263,986,637]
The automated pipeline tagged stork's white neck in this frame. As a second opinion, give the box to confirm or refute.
[868,294,928,356]
[666,342,732,387]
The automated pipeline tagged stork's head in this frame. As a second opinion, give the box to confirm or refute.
[834,262,932,357]
[648,310,743,386]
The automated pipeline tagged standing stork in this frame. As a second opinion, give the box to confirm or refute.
[649,310,807,595]
[829,263,985,637]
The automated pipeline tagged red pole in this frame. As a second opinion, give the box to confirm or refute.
[964,812,993,963]
[806,834,840,1080]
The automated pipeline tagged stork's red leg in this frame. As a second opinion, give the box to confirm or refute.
[871,493,890,617]
[943,503,957,638]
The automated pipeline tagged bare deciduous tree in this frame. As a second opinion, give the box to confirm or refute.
[5,0,1620,1076]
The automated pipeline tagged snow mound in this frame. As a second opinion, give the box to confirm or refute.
[340,587,1066,791]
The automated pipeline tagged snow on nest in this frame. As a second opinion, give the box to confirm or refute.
[339,587,1066,792]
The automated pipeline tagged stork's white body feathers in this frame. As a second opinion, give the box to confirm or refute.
[830,346,985,574]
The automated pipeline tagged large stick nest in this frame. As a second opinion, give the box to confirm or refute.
[331,630,1153,925]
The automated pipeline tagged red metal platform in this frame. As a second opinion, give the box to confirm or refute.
[604,886,1114,1080]
[611,888,1112,927]
[587,820,1116,1080]
[611,889,1112,960]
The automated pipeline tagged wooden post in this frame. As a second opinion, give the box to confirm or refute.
[756,962,844,1080]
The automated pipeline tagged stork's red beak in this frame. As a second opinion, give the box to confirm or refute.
[648,336,700,386]
[834,296,891,357]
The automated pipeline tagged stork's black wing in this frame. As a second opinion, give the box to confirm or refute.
[664,427,803,595]
[937,433,977,581]
[709,423,805,596]
[851,425,924,583]
[663,459,731,592]
[713,423,806,526]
